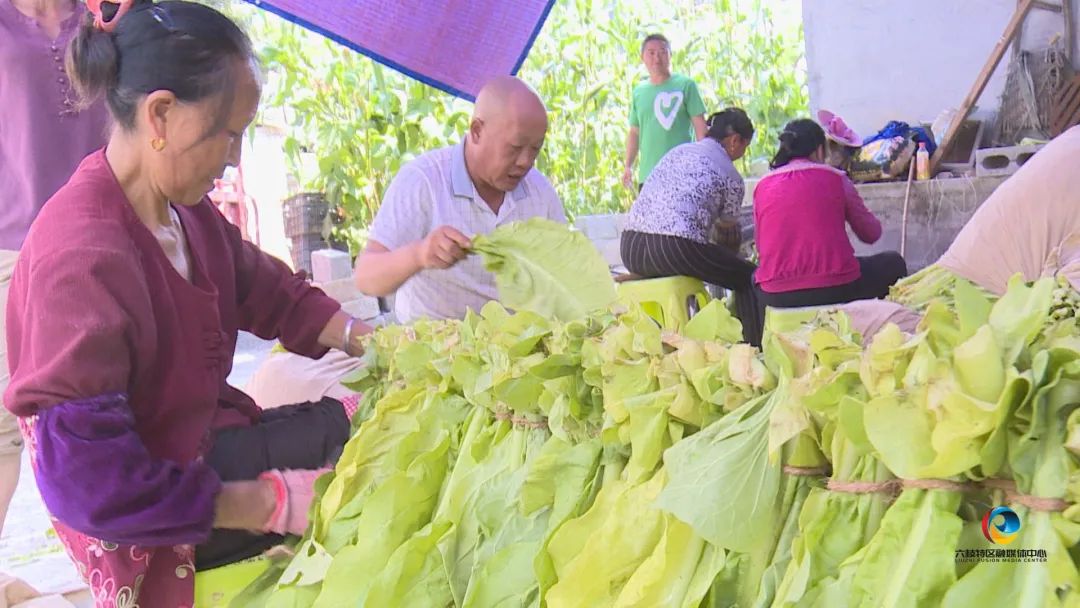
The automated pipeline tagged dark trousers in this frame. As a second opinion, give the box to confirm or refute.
[195,397,350,570]
[620,230,764,346]
[756,252,908,308]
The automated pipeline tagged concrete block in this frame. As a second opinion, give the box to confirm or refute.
[313,278,360,304]
[592,238,622,268]
[613,213,628,232]
[575,214,620,240]
[310,249,352,283]
[342,296,382,321]
[975,144,1044,178]
[312,277,380,321]
[575,214,628,269]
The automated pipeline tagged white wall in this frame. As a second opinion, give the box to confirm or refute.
[240,124,294,268]
[802,0,1076,138]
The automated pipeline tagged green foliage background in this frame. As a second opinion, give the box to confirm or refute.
[207,0,808,251]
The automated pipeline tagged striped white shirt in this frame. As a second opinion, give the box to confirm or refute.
[368,141,566,323]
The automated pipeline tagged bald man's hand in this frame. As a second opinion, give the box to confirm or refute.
[416,226,472,270]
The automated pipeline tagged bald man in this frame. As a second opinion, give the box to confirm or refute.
[354,76,567,323]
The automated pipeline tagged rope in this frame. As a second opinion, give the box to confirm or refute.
[982,478,1070,513]
[826,478,973,495]
[825,477,1072,513]
[782,465,830,477]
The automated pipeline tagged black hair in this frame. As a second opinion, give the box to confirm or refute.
[640,33,670,54]
[706,107,754,143]
[67,0,256,133]
[770,118,826,169]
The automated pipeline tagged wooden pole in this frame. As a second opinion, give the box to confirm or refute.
[1064,0,1075,66]
[901,155,916,258]
[1015,0,1026,55]
[931,0,1037,172]
[1033,0,1064,12]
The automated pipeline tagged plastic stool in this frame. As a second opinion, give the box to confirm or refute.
[194,556,271,607]
[616,275,710,331]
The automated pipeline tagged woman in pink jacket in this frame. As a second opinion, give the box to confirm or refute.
[753,119,906,308]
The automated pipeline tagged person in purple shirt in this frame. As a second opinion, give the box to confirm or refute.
[0,0,110,537]
[4,1,372,604]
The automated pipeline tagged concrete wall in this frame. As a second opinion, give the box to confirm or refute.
[802,0,1076,138]
[741,175,1007,270]
[239,125,294,268]
[577,175,1007,274]
[842,176,1006,270]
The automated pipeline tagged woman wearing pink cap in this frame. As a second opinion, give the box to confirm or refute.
[753,118,907,308]
[818,109,863,170]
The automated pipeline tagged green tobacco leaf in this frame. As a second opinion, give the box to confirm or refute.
[545,473,669,607]
[623,387,677,483]
[846,489,963,608]
[612,516,726,608]
[953,278,993,341]
[863,394,936,480]
[988,276,1054,364]
[528,438,604,599]
[683,299,744,343]
[952,325,1005,403]
[1010,349,1080,498]
[470,218,617,321]
[362,521,455,608]
[656,393,781,552]
[744,476,814,608]
[313,433,451,607]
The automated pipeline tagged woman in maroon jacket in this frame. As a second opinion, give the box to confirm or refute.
[3,1,370,604]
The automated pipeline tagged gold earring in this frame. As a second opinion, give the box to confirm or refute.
[151,137,166,152]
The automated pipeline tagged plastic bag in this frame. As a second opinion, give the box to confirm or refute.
[849,136,916,182]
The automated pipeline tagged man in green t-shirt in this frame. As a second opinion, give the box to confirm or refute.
[622,33,707,189]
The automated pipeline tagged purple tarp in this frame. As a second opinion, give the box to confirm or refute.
[242,0,556,101]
